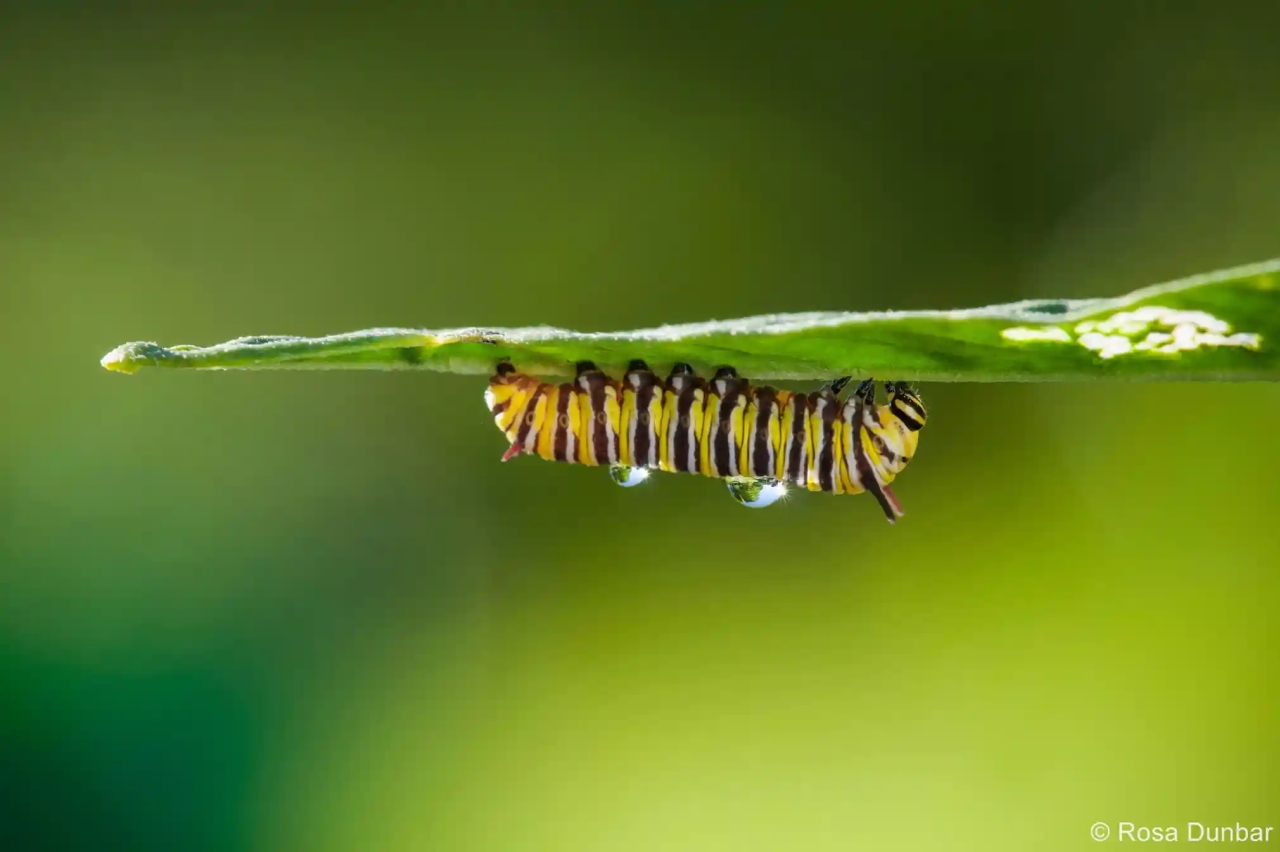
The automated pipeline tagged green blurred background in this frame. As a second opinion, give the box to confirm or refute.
[2,3,1278,850]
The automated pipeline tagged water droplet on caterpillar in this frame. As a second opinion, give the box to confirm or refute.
[608,465,651,487]
[726,477,788,508]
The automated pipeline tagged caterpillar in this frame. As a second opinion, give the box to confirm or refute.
[485,360,927,522]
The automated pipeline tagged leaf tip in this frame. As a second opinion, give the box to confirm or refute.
[100,341,162,374]
[101,346,134,373]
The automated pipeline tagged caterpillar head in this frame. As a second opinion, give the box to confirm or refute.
[885,382,927,431]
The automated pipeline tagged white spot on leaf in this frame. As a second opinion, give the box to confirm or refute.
[1002,326,1072,342]
[1004,305,1261,361]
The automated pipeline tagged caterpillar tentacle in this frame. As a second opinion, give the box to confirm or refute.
[485,363,927,521]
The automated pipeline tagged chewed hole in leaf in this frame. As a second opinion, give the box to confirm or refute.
[1020,301,1072,315]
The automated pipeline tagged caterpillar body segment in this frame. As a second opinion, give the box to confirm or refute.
[486,360,927,522]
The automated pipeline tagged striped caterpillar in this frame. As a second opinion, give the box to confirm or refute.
[485,359,927,522]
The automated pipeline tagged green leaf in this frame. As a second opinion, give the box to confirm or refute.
[102,259,1280,382]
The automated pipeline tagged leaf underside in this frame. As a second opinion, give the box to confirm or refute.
[102,260,1280,382]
